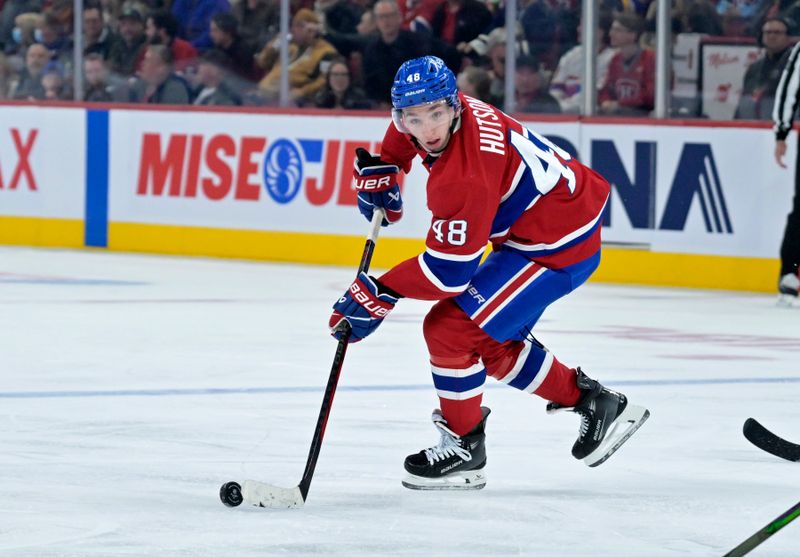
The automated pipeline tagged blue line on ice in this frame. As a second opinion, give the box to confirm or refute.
[2,376,800,399]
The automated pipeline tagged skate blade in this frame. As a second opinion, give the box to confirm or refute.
[583,404,650,467]
[402,470,487,491]
[777,294,798,308]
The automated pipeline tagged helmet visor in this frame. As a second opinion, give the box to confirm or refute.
[392,99,455,135]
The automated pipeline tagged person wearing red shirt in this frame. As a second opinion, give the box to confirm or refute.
[329,56,649,490]
[598,13,655,116]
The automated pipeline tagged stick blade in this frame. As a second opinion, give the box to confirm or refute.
[241,480,306,509]
[743,418,800,462]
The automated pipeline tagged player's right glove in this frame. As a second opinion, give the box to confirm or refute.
[353,147,403,226]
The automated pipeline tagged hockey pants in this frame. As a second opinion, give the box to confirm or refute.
[423,249,601,435]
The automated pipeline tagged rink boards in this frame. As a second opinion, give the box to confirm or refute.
[0,103,790,292]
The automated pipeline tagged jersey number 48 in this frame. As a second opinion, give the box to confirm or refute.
[510,128,576,195]
[432,219,467,246]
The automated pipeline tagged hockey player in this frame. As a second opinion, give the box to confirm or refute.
[329,55,649,490]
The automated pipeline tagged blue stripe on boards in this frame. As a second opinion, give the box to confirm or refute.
[85,110,109,248]
[431,370,487,393]
[2,376,800,399]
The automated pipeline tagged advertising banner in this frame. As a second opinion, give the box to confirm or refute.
[0,103,790,263]
[0,106,86,219]
[106,106,792,260]
[700,42,761,120]
[580,122,793,258]
[108,109,580,241]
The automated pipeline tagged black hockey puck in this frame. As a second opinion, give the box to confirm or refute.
[220,481,244,507]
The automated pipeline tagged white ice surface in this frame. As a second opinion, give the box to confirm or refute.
[1,246,800,556]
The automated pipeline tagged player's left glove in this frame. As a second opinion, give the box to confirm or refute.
[353,147,403,227]
[329,272,399,343]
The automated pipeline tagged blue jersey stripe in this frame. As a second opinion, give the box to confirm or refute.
[490,168,539,237]
[432,370,487,393]
[507,348,546,390]
[421,251,482,289]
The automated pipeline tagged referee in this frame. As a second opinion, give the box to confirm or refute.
[772,34,800,302]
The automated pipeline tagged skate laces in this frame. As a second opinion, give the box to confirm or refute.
[546,401,592,440]
[575,407,591,440]
[422,417,472,465]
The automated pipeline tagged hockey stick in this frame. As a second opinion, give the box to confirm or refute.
[743,418,800,462]
[723,500,800,556]
[219,209,385,509]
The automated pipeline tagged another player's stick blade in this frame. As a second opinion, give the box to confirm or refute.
[402,470,487,491]
[743,418,800,462]
[220,480,305,509]
[584,404,650,467]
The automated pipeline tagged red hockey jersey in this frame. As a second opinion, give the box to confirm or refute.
[598,48,656,112]
[377,93,610,300]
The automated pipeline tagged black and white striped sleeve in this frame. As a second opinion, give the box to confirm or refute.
[773,42,800,141]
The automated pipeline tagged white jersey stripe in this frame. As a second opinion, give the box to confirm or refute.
[498,340,532,385]
[469,261,537,320]
[525,194,542,211]
[477,268,547,328]
[417,254,470,293]
[431,363,485,378]
[503,193,608,252]
[436,385,485,401]
[774,42,800,136]
[500,161,526,202]
[490,227,510,239]
[425,246,486,262]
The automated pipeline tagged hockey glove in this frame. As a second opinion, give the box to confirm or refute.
[353,147,403,226]
[329,272,398,342]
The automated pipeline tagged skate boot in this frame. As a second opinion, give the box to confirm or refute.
[778,272,799,307]
[547,368,649,467]
[402,407,490,490]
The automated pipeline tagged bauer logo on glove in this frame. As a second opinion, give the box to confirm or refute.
[329,272,398,342]
[352,147,403,226]
[354,175,394,191]
[348,281,393,317]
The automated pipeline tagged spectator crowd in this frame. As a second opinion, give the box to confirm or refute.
[0,0,796,117]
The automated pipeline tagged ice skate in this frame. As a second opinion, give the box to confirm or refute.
[777,272,799,307]
[548,368,649,467]
[402,407,490,490]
